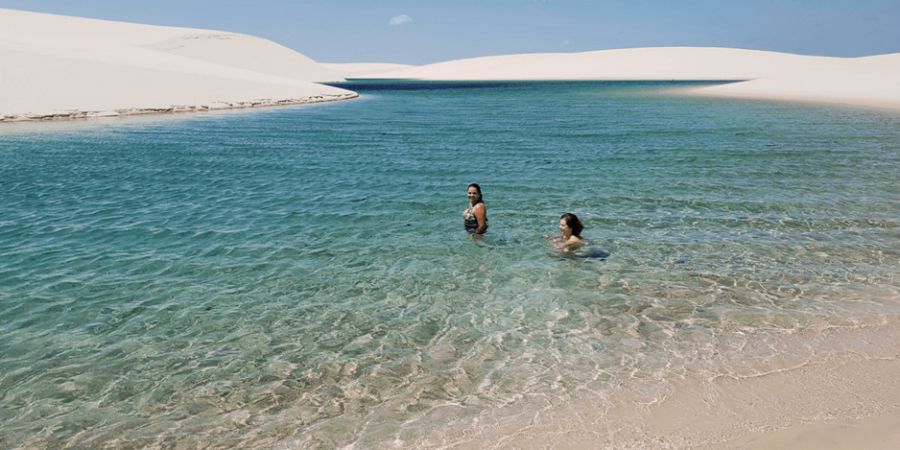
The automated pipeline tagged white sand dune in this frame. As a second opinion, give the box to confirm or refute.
[0,8,356,121]
[5,6,895,122]
[359,47,900,111]
[696,53,900,111]
[321,62,416,77]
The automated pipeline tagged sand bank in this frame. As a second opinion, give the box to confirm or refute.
[0,8,357,122]
[693,53,900,112]
[358,47,900,112]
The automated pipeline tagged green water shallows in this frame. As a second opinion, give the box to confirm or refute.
[1,81,898,448]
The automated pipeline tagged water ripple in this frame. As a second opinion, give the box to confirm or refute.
[1,82,899,448]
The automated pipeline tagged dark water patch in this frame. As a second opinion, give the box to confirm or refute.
[328,79,739,92]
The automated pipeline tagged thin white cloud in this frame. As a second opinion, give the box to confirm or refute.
[389,14,413,26]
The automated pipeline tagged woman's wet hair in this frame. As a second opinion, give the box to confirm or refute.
[561,212,583,237]
[468,183,484,205]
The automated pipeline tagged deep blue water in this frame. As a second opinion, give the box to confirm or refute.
[1,81,899,448]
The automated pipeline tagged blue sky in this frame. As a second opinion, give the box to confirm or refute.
[1,0,898,64]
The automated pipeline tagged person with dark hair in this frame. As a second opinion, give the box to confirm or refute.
[463,183,488,234]
[554,212,585,250]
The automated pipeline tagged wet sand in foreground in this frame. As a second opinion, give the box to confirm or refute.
[419,318,900,449]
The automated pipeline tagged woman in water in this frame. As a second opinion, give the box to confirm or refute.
[552,212,585,251]
[463,183,488,234]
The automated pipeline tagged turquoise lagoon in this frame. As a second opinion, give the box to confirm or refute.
[1,81,899,448]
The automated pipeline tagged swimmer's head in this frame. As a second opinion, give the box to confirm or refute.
[560,212,583,237]
[467,183,483,205]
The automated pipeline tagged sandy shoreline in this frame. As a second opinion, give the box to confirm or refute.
[410,317,900,449]
[0,93,358,123]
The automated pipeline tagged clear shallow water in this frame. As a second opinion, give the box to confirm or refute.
[1,81,899,448]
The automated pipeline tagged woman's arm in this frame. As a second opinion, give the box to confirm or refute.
[473,203,488,234]
[562,236,584,250]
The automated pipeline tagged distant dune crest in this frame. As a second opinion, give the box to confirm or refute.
[321,63,417,77]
